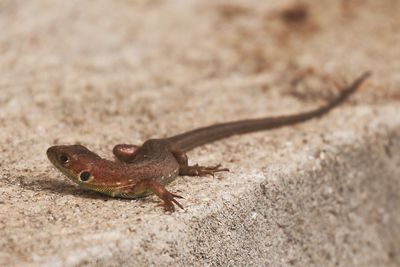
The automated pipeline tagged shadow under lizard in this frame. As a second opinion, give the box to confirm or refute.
[47,72,370,212]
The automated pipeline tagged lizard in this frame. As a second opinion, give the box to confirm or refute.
[47,72,370,212]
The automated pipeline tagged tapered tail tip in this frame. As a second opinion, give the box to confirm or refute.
[358,71,372,84]
[344,71,372,96]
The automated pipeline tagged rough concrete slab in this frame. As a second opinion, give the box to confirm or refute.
[0,0,399,266]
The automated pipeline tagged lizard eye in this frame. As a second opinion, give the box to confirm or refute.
[79,171,92,182]
[59,154,69,164]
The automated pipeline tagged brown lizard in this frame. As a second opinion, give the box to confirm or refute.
[47,72,370,212]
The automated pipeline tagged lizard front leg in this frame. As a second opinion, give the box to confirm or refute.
[113,144,140,162]
[133,179,183,212]
[171,149,229,176]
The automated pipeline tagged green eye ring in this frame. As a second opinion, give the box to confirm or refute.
[79,171,92,182]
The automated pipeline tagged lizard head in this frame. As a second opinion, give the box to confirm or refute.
[46,145,101,185]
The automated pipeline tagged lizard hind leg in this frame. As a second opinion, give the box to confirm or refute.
[113,144,140,163]
[171,149,229,177]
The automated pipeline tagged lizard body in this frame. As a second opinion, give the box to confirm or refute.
[47,72,370,211]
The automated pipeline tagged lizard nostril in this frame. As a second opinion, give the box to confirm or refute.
[59,154,69,164]
[79,171,92,182]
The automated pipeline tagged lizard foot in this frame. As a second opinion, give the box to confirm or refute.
[160,192,184,212]
[180,164,229,177]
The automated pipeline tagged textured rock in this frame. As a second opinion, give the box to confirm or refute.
[0,1,399,266]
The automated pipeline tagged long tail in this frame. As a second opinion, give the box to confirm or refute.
[168,72,371,152]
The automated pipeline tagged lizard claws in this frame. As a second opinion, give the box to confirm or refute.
[162,191,184,212]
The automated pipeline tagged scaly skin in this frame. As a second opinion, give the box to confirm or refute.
[47,72,370,212]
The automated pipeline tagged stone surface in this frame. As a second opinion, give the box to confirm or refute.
[0,0,399,266]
